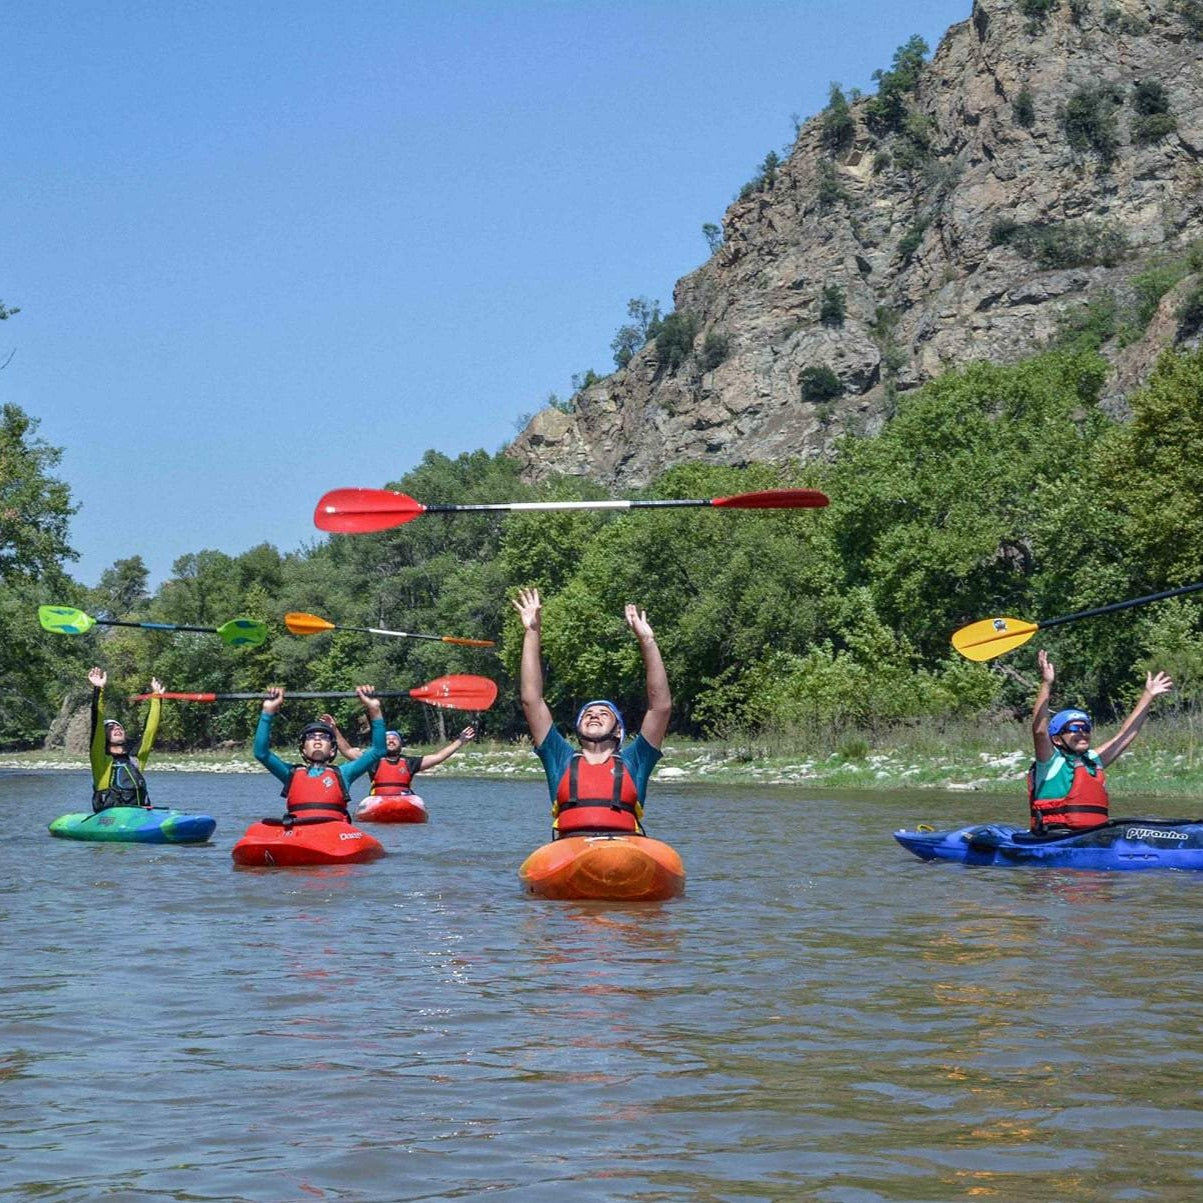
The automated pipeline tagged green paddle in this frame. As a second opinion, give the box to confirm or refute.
[38,605,268,649]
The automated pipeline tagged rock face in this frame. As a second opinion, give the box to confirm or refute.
[508,0,1203,486]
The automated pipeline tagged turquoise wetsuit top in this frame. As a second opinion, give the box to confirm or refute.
[533,726,662,804]
[254,712,386,791]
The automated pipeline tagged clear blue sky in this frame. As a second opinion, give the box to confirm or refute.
[5,0,969,589]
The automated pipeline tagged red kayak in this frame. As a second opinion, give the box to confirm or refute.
[231,817,386,867]
[519,834,685,901]
[355,793,428,824]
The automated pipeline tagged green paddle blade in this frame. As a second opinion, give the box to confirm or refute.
[38,605,96,636]
[951,616,1039,661]
[216,618,269,648]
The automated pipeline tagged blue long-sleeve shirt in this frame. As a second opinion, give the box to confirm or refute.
[254,712,386,792]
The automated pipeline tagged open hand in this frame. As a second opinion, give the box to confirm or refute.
[512,587,542,632]
[625,604,656,644]
[88,666,106,690]
[1145,670,1174,699]
[1037,649,1055,685]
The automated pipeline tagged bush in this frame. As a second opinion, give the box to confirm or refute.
[1062,84,1122,163]
[800,365,843,401]
[1013,87,1036,127]
[698,332,729,373]
[990,217,1022,247]
[816,161,848,210]
[1179,283,1203,338]
[873,150,892,173]
[998,219,1128,269]
[1052,294,1118,352]
[1020,0,1059,30]
[652,311,699,371]
[819,284,847,328]
[822,84,855,155]
[898,218,930,263]
[1178,0,1203,38]
[1132,112,1177,143]
[1069,0,1090,21]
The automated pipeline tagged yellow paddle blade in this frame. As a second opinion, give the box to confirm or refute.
[284,611,337,636]
[951,616,1039,661]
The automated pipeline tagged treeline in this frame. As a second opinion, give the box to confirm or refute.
[3,346,1203,751]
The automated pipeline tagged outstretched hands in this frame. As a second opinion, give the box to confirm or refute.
[625,604,656,644]
[1145,670,1174,700]
[88,666,106,689]
[262,686,284,715]
[356,684,382,717]
[512,587,542,632]
[1037,649,1055,685]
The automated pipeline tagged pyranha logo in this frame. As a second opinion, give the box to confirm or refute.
[992,619,1008,632]
[1125,827,1187,841]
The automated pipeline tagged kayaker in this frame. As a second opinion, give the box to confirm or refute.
[321,717,478,795]
[254,685,386,821]
[1029,648,1173,832]
[512,586,671,839]
[87,666,164,812]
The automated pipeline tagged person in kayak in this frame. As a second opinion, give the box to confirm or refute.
[88,666,164,811]
[1030,648,1173,832]
[254,685,386,821]
[321,717,478,795]
[512,586,671,838]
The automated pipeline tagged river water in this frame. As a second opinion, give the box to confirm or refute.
[3,769,1203,1202]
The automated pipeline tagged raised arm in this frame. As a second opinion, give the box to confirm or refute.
[417,725,477,772]
[1096,669,1174,767]
[627,605,671,749]
[1032,649,1055,762]
[512,588,553,746]
[254,686,293,784]
[341,686,387,786]
[321,712,361,761]
[137,677,164,769]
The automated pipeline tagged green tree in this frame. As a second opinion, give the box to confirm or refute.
[0,404,77,582]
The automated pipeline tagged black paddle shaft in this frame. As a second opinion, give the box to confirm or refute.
[1041,581,1203,630]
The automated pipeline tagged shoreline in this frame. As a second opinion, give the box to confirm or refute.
[3,734,1201,797]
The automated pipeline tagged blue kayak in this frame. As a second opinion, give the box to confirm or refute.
[894,818,1203,871]
[49,805,216,845]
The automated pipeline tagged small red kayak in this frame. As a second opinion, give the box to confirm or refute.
[231,817,386,867]
[355,793,428,823]
[519,834,685,901]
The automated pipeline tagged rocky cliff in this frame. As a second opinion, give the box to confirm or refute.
[507,0,1203,485]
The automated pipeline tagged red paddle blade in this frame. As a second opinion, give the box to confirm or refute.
[408,674,498,711]
[710,488,829,509]
[314,488,427,534]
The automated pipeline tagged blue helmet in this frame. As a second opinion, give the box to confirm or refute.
[575,699,625,745]
[1049,708,1091,736]
[385,729,403,742]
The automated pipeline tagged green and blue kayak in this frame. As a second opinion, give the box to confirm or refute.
[49,805,216,844]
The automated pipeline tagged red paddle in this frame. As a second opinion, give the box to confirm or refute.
[129,674,499,711]
[314,486,829,534]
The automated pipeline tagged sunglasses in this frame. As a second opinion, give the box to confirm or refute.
[1061,722,1092,735]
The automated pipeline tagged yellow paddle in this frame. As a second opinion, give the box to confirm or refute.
[284,610,494,648]
[952,581,1203,661]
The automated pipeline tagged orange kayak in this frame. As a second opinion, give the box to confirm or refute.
[231,818,386,867]
[355,793,428,823]
[519,834,685,901]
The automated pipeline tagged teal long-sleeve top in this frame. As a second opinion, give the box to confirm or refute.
[254,711,386,791]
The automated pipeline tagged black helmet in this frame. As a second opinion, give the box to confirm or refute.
[298,721,337,758]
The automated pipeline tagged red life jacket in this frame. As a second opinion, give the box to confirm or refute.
[281,764,351,822]
[370,756,415,796]
[1028,755,1110,832]
[553,753,643,835]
